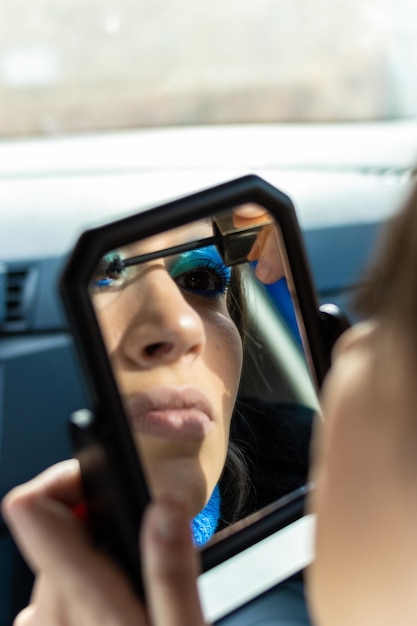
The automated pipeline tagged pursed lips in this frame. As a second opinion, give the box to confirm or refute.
[124,385,215,441]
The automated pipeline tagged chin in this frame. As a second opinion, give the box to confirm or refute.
[144,456,211,517]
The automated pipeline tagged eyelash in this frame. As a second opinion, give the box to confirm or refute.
[91,253,126,289]
[172,258,232,298]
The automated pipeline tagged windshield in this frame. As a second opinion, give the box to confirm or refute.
[1,0,416,137]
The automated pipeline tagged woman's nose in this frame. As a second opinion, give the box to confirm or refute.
[120,272,206,368]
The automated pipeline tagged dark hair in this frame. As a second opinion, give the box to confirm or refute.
[226,264,248,341]
[219,438,252,525]
[355,181,417,350]
[220,264,252,523]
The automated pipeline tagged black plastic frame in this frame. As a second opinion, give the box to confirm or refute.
[59,174,328,587]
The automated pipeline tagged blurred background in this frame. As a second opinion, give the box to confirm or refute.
[1,0,416,137]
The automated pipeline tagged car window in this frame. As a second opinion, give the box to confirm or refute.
[1,0,417,137]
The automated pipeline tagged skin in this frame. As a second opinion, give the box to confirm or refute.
[2,461,206,626]
[92,221,243,516]
[233,203,284,284]
[308,320,417,625]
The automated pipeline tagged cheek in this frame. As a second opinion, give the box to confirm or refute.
[206,310,243,398]
[93,300,123,352]
[94,293,139,355]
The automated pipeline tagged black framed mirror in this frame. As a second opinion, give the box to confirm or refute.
[60,175,340,592]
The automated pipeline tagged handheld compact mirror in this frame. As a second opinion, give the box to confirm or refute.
[60,175,347,605]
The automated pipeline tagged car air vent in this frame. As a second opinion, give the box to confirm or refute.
[6,268,29,322]
[0,265,38,333]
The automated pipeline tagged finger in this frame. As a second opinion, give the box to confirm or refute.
[15,575,63,626]
[234,204,266,219]
[232,206,284,284]
[248,225,284,284]
[4,471,148,625]
[13,605,36,626]
[1,460,87,573]
[142,498,207,626]
[2,459,82,516]
[233,204,272,230]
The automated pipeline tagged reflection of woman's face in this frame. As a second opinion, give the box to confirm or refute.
[91,221,243,516]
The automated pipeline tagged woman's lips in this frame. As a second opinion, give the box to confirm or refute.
[124,386,215,441]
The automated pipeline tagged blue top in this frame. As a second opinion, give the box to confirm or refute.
[192,484,221,547]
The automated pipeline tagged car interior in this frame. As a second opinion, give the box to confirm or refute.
[1,1,417,624]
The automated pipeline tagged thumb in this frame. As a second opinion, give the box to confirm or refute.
[141,497,207,626]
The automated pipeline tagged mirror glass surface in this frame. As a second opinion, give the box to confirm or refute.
[88,204,320,547]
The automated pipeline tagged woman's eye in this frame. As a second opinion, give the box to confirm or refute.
[167,246,232,298]
[176,267,227,295]
[91,253,126,289]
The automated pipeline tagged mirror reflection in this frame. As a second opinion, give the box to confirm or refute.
[88,205,319,547]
